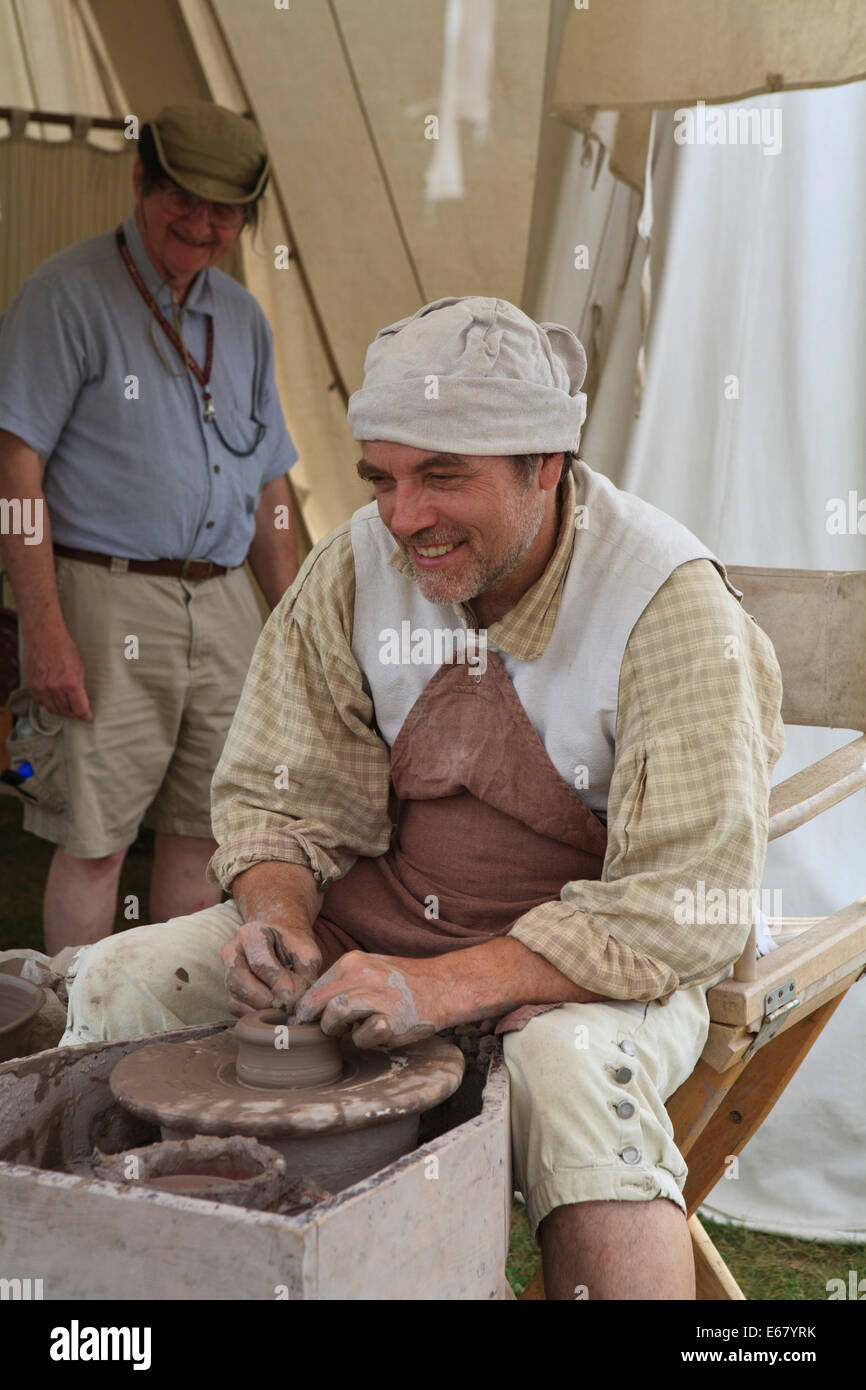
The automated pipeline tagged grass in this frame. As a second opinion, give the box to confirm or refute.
[3,796,861,1301]
[694,1218,865,1302]
[507,1200,542,1296]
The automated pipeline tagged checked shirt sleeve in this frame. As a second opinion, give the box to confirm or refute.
[508,559,786,1001]
[207,523,393,892]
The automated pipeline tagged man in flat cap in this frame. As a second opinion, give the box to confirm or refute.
[0,101,299,952]
[62,297,784,1299]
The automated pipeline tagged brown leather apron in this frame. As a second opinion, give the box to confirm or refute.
[313,652,608,1030]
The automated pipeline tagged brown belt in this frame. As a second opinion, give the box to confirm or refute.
[53,544,237,581]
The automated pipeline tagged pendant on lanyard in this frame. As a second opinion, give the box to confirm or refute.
[116,226,266,457]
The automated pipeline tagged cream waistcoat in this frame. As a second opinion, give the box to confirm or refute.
[350,459,742,822]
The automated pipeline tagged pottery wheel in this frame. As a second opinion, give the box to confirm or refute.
[110,1030,465,1139]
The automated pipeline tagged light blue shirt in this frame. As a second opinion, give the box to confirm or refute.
[0,211,297,566]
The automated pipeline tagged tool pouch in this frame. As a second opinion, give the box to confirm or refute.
[2,688,69,815]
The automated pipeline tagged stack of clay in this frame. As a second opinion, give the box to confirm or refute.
[0,945,78,1056]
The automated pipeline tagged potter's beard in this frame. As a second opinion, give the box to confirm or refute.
[399,483,546,607]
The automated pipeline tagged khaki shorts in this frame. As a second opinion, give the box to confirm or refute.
[12,556,262,858]
[503,988,710,1240]
[61,900,710,1240]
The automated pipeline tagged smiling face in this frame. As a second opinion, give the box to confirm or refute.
[132,158,243,298]
[357,443,564,617]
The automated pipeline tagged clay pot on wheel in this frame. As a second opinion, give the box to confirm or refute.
[110,1014,466,1193]
[234,1011,343,1090]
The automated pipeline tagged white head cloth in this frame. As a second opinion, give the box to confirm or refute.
[347,296,588,455]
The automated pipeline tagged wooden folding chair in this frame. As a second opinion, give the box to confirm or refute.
[521,567,866,1300]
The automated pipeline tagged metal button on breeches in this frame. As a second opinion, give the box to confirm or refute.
[614,1065,633,1084]
[619,1039,636,1056]
[615,1100,635,1119]
[620,1146,641,1165]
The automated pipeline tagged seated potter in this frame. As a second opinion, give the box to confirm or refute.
[61,297,785,1299]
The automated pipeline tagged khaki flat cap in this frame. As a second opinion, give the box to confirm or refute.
[144,100,269,204]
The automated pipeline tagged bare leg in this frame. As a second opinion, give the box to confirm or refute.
[149,832,222,923]
[44,846,127,953]
[540,1197,695,1301]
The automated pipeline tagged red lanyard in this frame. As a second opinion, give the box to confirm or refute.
[116,225,215,421]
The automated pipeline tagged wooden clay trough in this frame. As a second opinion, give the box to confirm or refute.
[0,1022,511,1300]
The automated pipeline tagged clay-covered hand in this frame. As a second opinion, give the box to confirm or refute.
[221,920,322,1017]
[295,951,445,1048]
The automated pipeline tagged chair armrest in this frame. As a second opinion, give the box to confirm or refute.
[709,897,866,1028]
[768,733,866,841]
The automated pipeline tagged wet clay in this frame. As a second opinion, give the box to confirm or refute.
[0,976,46,1062]
[234,1011,343,1090]
[109,1018,465,1193]
[146,1173,234,1195]
[87,1135,286,1210]
[0,975,44,1028]
[161,1115,421,1194]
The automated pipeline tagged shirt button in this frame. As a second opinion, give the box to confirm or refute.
[213,465,221,474]
[620,1146,641,1165]
[205,520,214,529]
[614,1066,633,1084]
[616,1100,635,1119]
[620,1039,636,1056]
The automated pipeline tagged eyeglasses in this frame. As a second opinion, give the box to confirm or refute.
[158,184,247,229]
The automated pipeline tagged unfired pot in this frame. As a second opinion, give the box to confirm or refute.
[110,1013,465,1193]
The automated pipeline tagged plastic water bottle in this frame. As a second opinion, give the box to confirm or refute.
[6,715,36,783]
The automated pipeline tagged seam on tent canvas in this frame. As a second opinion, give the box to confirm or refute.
[9,0,40,112]
[198,0,351,407]
[72,0,129,117]
[716,116,773,557]
[327,0,426,304]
